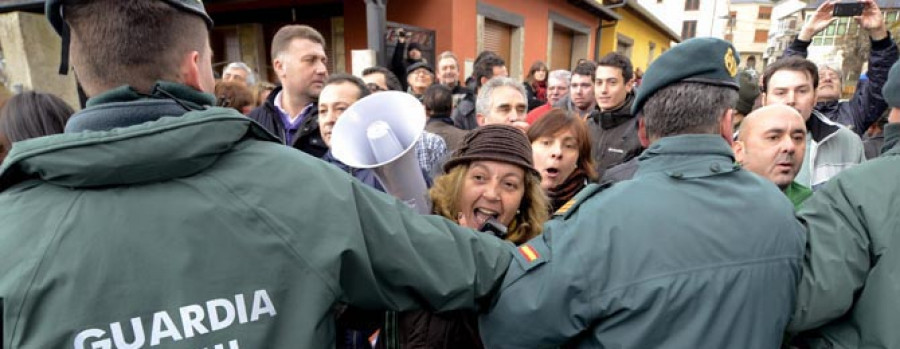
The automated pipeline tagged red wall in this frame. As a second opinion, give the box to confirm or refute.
[343,0,600,77]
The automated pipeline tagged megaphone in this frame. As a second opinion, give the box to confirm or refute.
[331,91,432,215]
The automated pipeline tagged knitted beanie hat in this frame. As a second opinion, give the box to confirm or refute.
[735,70,760,115]
[443,124,538,176]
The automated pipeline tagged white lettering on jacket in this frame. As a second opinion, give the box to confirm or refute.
[73,290,277,349]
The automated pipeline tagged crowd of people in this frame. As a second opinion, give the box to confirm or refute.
[0,0,899,348]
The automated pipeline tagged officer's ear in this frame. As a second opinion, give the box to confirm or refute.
[638,117,650,147]
[719,108,735,146]
[732,140,745,164]
[180,50,208,93]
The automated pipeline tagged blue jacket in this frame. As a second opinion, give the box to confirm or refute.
[784,34,899,136]
[480,135,805,348]
[323,150,385,192]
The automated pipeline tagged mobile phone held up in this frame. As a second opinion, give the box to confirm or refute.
[833,2,864,17]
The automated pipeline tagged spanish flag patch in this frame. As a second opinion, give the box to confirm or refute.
[518,244,539,262]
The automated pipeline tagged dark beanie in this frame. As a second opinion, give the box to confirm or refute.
[406,61,434,76]
[443,124,538,176]
[883,60,900,108]
[735,70,760,115]
[408,42,423,53]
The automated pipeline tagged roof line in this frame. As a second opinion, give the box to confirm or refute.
[624,0,683,42]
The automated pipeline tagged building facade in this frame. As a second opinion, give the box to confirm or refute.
[726,0,773,72]
[639,0,728,42]
[764,0,806,65]
[597,0,682,71]
[0,0,678,90]
[764,0,900,96]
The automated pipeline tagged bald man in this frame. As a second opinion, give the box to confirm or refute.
[733,104,812,209]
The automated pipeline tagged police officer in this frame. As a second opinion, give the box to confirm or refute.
[787,60,900,348]
[479,38,805,348]
[0,1,512,347]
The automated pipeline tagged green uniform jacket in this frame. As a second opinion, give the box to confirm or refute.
[479,135,805,348]
[789,145,900,348]
[0,86,513,348]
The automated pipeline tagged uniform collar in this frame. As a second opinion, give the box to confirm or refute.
[635,135,738,179]
[1,110,277,190]
[67,81,216,132]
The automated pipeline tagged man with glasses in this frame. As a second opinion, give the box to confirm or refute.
[784,0,898,136]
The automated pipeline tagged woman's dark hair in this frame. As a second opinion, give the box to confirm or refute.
[525,60,548,85]
[526,109,598,181]
[423,84,452,116]
[0,91,74,143]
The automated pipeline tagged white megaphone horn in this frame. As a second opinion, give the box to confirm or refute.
[331,91,431,215]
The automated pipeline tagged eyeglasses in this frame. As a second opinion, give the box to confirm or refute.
[367,83,386,92]
[411,69,432,76]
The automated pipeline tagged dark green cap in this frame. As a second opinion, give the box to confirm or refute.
[632,37,741,115]
[883,60,900,108]
[46,0,214,36]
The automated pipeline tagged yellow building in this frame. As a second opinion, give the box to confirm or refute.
[597,0,681,71]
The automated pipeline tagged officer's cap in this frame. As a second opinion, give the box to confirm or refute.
[46,0,214,36]
[883,60,900,108]
[632,37,741,115]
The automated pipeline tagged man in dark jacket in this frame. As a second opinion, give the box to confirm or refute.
[589,52,642,179]
[553,61,597,119]
[248,25,328,158]
[480,38,804,348]
[391,28,426,91]
[783,0,899,136]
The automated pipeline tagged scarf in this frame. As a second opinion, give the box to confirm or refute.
[533,80,547,102]
[547,168,588,213]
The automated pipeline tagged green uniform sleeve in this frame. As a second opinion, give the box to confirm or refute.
[318,178,515,313]
[478,224,593,348]
[789,176,871,332]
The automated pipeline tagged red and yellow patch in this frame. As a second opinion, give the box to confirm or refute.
[518,244,539,262]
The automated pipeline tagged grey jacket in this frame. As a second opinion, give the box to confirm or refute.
[795,110,865,189]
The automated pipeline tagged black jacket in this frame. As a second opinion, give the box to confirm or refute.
[451,92,478,131]
[248,86,327,158]
[587,93,643,179]
[391,42,425,91]
[784,33,899,136]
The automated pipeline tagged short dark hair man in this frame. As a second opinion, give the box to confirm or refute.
[453,52,507,130]
[553,61,596,119]
[783,0,899,136]
[588,52,642,179]
[361,66,403,92]
[0,1,514,347]
[480,38,804,348]
[248,25,329,158]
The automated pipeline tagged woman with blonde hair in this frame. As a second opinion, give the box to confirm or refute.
[392,124,549,348]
